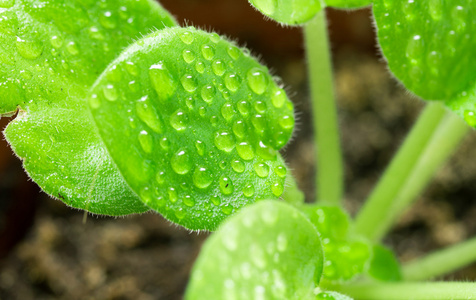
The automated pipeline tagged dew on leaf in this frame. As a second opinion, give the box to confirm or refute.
[247,67,268,94]
[274,165,287,178]
[138,130,153,153]
[0,0,15,8]
[212,60,226,76]
[256,141,277,160]
[221,102,235,121]
[160,137,169,150]
[224,73,241,92]
[181,74,198,92]
[214,130,235,152]
[149,62,176,101]
[219,176,234,195]
[50,35,63,48]
[232,120,246,138]
[99,11,117,29]
[201,85,215,103]
[168,187,178,203]
[156,171,166,185]
[279,114,294,129]
[236,142,254,160]
[211,195,221,206]
[243,184,255,197]
[429,0,443,20]
[175,208,186,219]
[16,37,43,60]
[66,41,79,55]
[89,26,104,40]
[182,49,196,64]
[231,160,245,173]
[237,100,251,116]
[463,110,476,127]
[140,186,152,204]
[221,203,233,215]
[271,182,284,197]
[250,243,266,269]
[193,166,213,189]
[227,45,241,60]
[136,96,163,133]
[88,94,100,109]
[254,101,267,113]
[201,44,215,60]
[183,195,195,207]
[195,60,205,73]
[103,84,118,101]
[180,30,194,44]
[254,162,270,178]
[125,61,138,76]
[170,109,189,131]
[171,149,192,175]
[195,140,205,156]
[251,114,266,133]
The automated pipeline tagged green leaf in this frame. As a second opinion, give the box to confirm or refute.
[1,0,177,215]
[316,290,354,300]
[373,0,476,101]
[367,245,402,282]
[300,205,372,281]
[185,200,323,300]
[325,0,372,9]
[88,27,295,230]
[248,0,323,25]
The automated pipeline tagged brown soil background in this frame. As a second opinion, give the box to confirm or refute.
[1,1,476,299]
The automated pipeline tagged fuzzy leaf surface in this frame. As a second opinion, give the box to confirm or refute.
[325,0,372,9]
[88,27,295,230]
[248,0,322,25]
[185,200,323,299]
[1,0,177,214]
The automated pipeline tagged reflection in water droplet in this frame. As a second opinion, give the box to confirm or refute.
[171,149,191,175]
[219,176,234,195]
[149,62,176,101]
[103,84,118,101]
[50,35,63,49]
[214,130,236,152]
[170,109,189,131]
[209,32,220,43]
[183,195,195,207]
[138,130,153,153]
[221,204,233,215]
[211,195,221,206]
[247,68,268,94]
[254,101,267,113]
[237,142,254,160]
[195,61,205,73]
[279,114,294,129]
[256,141,277,160]
[193,166,213,189]
[274,165,287,178]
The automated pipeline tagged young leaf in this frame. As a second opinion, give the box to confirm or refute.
[367,245,402,282]
[301,205,372,281]
[373,0,475,101]
[1,0,177,215]
[247,0,323,25]
[316,290,354,300]
[88,27,295,230]
[185,200,324,299]
[325,0,372,9]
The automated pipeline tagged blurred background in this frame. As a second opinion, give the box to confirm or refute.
[1,0,476,299]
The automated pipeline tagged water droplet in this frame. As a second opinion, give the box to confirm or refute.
[247,68,268,94]
[237,142,254,160]
[277,233,288,252]
[274,165,287,178]
[193,166,213,189]
[195,140,205,156]
[99,11,117,28]
[279,114,294,129]
[182,49,195,64]
[429,0,443,20]
[160,137,169,150]
[224,73,241,92]
[212,60,225,76]
[201,44,215,60]
[221,102,235,121]
[256,141,277,160]
[50,35,63,49]
[0,0,15,8]
[210,115,219,126]
[464,110,476,127]
[88,94,100,109]
[183,195,195,207]
[138,130,153,153]
[243,184,255,197]
[149,62,176,101]
[221,204,233,215]
[103,84,118,101]
[219,176,234,195]
[199,106,206,117]
[136,96,163,133]
[214,130,236,152]
[209,32,220,43]
[66,41,79,55]
[252,114,266,133]
[156,171,166,185]
[227,46,241,60]
[140,186,152,204]
[237,100,251,117]
[89,26,104,40]
[16,37,43,60]
[201,85,216,103]
[125,61,138,76]
[254,162,270,178]
[231,160,245,173]
[406,35,424,63]
[180,31,194,44]
[175,208,186,219]
[271,182,284,197]
[232,120,246,138]
[272,88,286,108]
[171,149,191,175]
[181,74,198,92]
[254,101,267,113]
[170,109,189,131]
[211,195,221,206]
[195,60,205,73]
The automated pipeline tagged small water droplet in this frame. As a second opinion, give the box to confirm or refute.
[221,203,233,215]
[66,41,79,55]
[429,0,443,20]
[171,149,191,175]
[103,84,118,101]
[219,176,234,195]
[271,182,284,197]
[50,35,63,49]
[99,11,117,29]
[156,171,166,185]
[160,137,169,150]
[237,142,255,160]
[252,114,266,134]
[193,166,213,189]
[89,26,104,40]
[214,130,236,152]
[210,115,219,126]
[272,88,286,108]
[231,160,245,173]
[182,49,196,64]
[140,186,152,204]
[181,74,198,92]
[406,35,424,63]
[256,141,277,160]
[180,31,194,44]
[138,130,153,153]
[199,106,206,117]
[254,162,270,178]
[125,61,138,76]
[209,32,220,43]
[201,85,216,103]
[224,73,241,92]
[254,101,267,113]
[227,45,241,60]
[88,94,100,109]
[194,140,205,156]
[16,37,43,60]
[232,120,246,138]
[183,195,195,207]
[195,60,205,73]
[201,44,215,60]
[149,62,176,101]
[237,100,251,117]
[211,195,221,206]
[274,165,287,178]
[170,109,189,131]
[212,60,225,76]
[243,184,255,197]
[221,102,235,121]
[279,114,294,130]
[464,110,476,127]
[247,68,268,94]
[136,96,163,133]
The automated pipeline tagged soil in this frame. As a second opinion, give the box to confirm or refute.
[1,1,476,299]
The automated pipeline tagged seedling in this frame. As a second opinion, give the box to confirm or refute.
[1,0,476,299]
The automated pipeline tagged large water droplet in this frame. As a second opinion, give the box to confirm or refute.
[195,60,205,73]
[236,142,254,160]
[219,176,234,195]
[243,184,255,197]
[254,162,270,178]
[256,141,277,160]
[181,74,198,92]
[171,149,191,175]
[149,62,176,101]
[193,166,213,189]
[180,31,194,44]
[224,73,241,92]
[254,101,267,113]
[138,130,153,153]
[201,44,215,60]
[237,100,251,117]
[66,41,79,55]
[247,67,268,94]
[16,37,43,60]
[103,84,118,101]
[183,195,195,207]
[214,130,236,152]
[221,102,235,121]
[136,95,163,133]
[50,35,63,49]
[201,85,216,103]
[279,114,294,130]
[274,165,287,178]
[221,204,233,215]
[182,49,196,64]
[227,45,241,60]
[231,160,245,173]
[272,88,286,108]
[271,182,284,197]
[212,60,225,76]
[209,32,220,43]
[170,109,189,131]
[232,120,246,138]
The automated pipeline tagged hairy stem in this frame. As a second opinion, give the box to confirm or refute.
[329,282,476,300]
[303,10,343,205]
[354,103,447,240]
[403,236,476,281]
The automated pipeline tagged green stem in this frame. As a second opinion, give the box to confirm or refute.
[303,10,343,205]
[328,282,476,300]
[354,103,447,240]
[403,236,476,281]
